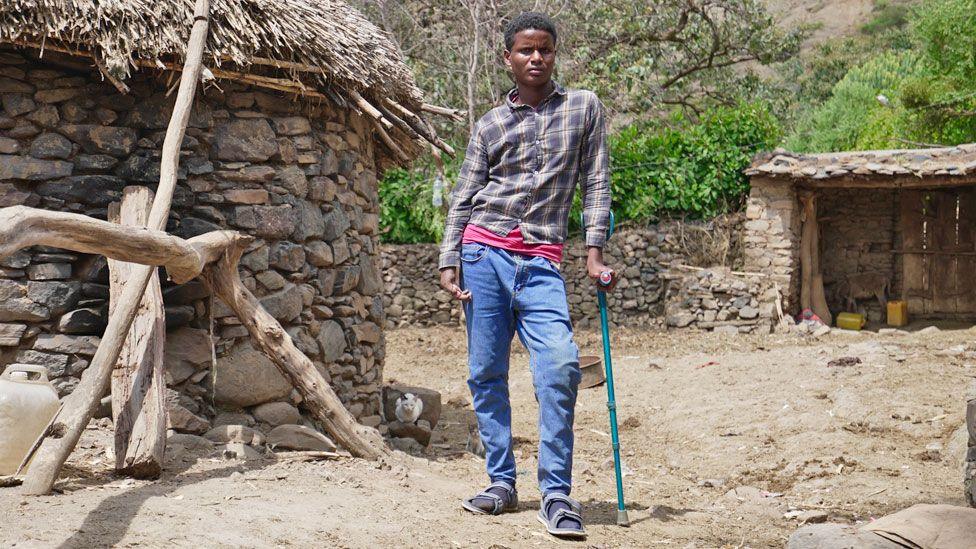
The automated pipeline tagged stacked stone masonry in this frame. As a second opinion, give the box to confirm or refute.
[381,220,770,331]
[0,50,386,438]
[743,178,801,314]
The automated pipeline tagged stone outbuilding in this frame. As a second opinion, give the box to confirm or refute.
[0,1,450,435]
[744,144,976,324]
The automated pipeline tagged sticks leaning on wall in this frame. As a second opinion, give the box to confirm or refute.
[0,207,391,486]
[19,0,213,496]
[108,188,167,479]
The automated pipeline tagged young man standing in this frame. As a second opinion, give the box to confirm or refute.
[438,12,613,539]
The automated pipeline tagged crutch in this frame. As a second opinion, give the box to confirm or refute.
[587,211,629,526]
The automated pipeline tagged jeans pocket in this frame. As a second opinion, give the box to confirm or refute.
[460,242,489,263]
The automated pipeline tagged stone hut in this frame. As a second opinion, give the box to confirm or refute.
[744,144,976,324]
[0,1,449,435]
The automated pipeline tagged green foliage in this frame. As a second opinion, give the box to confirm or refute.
[378,162,456,244]
[786,0,976,151]
[583,102,780,228]
[786,51,919,151]
[861,1,911,35]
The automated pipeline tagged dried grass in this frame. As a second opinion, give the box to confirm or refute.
[664,214,745,269]
[0,0,424,108]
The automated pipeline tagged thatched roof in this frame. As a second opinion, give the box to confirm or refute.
[0,0,460,164]
[747,144,976,182]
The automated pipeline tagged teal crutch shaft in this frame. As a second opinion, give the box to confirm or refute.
[598,288,629,526]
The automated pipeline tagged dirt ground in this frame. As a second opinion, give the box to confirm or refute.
[1,323,973,548]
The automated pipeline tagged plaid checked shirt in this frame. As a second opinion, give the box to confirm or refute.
[438,82,610,269]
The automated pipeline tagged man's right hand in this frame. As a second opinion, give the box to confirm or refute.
[440,268,471,301]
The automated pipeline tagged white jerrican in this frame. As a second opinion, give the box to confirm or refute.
[394,393,423,424]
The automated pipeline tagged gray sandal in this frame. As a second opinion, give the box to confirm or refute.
[461,480,518,515]
[537,493,586,539]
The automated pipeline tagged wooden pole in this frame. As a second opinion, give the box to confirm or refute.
[203,244,390,460]
[108,188,167,478]
[0,209,390,461]
[21,0,211,495]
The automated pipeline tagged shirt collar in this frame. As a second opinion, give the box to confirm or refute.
[506,81,566,110]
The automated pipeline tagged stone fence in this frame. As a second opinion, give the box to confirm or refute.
[380,218,754,330]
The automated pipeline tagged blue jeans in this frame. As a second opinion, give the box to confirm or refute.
[460,242,581,496]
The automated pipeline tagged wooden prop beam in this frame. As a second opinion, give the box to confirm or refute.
[20,0,212,496]
[1,207,390,469]
[0,206,206,284]
[108,187,167,479]
[203,245,390,461]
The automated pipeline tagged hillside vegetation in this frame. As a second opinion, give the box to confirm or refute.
[365,0,976,242]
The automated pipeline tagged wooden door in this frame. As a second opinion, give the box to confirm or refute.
[901,188,976,317]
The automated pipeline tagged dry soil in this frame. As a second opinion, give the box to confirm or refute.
[0,324,972,548]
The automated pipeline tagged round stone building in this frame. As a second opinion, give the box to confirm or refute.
[0,1,448,439]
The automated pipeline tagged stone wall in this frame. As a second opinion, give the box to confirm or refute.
[0,49,386,436]
[382,228,676,327]
[743,178,801,314]
[663,267,774,333]
[819,188,898,321]
[380,221,764,329]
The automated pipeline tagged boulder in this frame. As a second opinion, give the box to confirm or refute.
[167,403,211,435]
[252,402,302,427]
[33,334,100,356]
[58,124,137,156]
[0,323,27,347]
[259,283,303,322]
[291,200,325,241]
[57,308,106,335]
[27,263,71,280]
[233,205,296,239]
[29,133,73,159]
[321,205,351,240]
[388,420,432,447]
[277,166,308,197]
[166,433,215,461]
[382,384,442,428]
[213,340,292,407]
[351,322,381,344]
[163,327,212,385]
[271,117,311,136]
[305,241,333,267]
[35,175,125,206]
[267,424,336,452]
[27,280,81,315]
[0,154,72,180]
[0,279,49,321]
[316,320,347,362]
[15,350,69,377]
[212,119,278,161]
[357,254,383,296]
[270,242,306,271]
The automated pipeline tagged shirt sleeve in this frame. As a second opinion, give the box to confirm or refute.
[438,121,489,269]
[579,93,611,248]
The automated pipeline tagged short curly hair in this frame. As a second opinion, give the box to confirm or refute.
[504,12,557,51]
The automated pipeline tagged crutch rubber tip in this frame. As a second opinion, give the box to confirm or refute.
[616,509,630,527]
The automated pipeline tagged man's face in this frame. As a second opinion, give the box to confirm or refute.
[504,29,556,88]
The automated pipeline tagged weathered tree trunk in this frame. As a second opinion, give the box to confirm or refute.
[108,187,167,478]
[800,191,815,312]
[0,206,390,466]
[799,191,831,324]
[203,244,390,460]
[20,0,211,495]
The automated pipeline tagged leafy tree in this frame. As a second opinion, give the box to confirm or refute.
[355,0,802,139]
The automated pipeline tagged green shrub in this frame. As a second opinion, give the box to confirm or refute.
[588,102,780,228]
[861,1,911,35]
[378,164,455,244]
[786,51,919,151]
